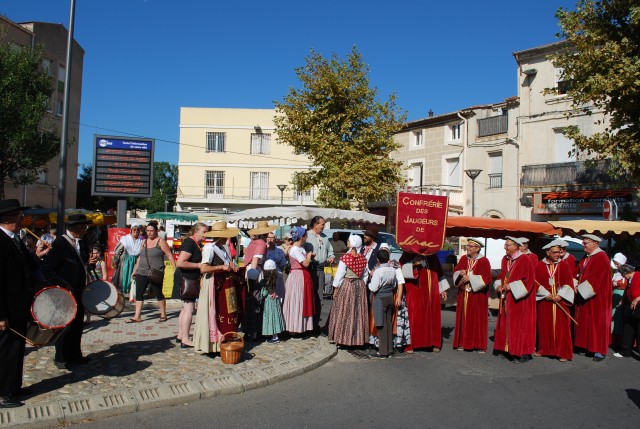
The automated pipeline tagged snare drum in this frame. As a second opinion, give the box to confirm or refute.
[27,286,78,346]
[83,280,125,318]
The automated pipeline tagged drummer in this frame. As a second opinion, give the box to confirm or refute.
[40,214,93,370]
[0,199,36,408]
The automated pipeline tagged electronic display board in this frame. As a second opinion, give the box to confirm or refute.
[91,135,154,198]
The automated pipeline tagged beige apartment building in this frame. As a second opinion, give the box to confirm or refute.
[1,16,84,209]
[176,107,316,212]
[513,42,632,221]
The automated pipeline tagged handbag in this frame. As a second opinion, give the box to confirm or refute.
[180,278,200,300]
[144,239,164,284]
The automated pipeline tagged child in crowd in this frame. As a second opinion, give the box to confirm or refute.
[261,260,285,344]
[85,245,108,324]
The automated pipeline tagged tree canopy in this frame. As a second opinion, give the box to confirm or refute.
[274,47,406,210]
[0,35,60,199]
[551,0,640,178]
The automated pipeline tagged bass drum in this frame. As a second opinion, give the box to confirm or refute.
[83,279,125,319]
[27,286,77,347]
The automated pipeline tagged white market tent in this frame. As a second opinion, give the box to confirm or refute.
[225,206,385,229]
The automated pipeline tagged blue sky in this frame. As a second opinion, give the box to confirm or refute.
[3,0,577,168]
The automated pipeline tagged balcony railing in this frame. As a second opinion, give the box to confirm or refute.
[521,159,615,187]
[178,185,317,203]
[488,173,502,189]
[402,185,464,207]
[477,115,508,137]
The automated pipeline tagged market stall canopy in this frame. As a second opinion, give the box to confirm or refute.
[147,212,199,222]
[225,206,385,228]
[446,216,561,239]
[23,208,116,227]
[547,220,640,237]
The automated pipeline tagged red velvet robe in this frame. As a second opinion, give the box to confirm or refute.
[401,253,444,349]
[561,253,578,280]
[535,259,574,360]
[493,253,536,357]
[574,249,612,355]
[523,252,539,267]
[452,255,491,351]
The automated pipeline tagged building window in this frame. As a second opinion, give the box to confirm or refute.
[408,162,423,188]
[445,123,462,144]
[205,171,224,199]
[451,124,461,141]
[42,58,52,76]
[251,133,271,155]
[56,100,63,116]
[554,129,578,162]
[57,64,66,93]
[443,157,461,187]
[296,188,313,203]
[206,132,225,153]
[488,151,503,189]
[250,172,269,199]
[412,130,423,146]
[554,67,572,95]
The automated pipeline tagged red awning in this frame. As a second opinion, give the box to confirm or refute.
[446,216,561,239]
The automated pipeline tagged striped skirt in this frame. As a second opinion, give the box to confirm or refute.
[328,278,369,346]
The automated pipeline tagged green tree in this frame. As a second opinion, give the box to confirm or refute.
[0,35,61,199]
[274,47,406,210]
[551,0,640,177]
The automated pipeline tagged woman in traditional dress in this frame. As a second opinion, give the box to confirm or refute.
[193,222,240,354]
[261,259,285,344]
[328,234,369,346]
[112,224,142,297]
[282,226,316,335]
[452,238,492,352]
[611,253,628,348]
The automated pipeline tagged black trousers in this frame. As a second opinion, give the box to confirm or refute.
[0,320,27,395]
[621,314,640,356]
[54,292,85,364]
[376,295,395,356]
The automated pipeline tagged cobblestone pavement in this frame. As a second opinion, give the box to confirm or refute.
[5,301,336,428]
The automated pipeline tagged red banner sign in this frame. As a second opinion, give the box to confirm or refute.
[107,228,129,282]
[396,192,448,255]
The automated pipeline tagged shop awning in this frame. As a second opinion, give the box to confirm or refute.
[446,216,562,239]
[547,220,640,237]
[147,212,199,222]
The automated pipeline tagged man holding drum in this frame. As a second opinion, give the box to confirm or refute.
[0,199,35,408]
[41,213,93,370]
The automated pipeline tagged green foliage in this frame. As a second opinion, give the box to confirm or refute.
[0,35,60,199]
[551,0,640,178]
[274,46,406,210]
[76,162,178,213]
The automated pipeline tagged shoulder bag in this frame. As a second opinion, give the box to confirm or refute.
[144,239,165,284]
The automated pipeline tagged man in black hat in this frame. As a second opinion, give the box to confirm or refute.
[0,199,35,407]
[361,225,380,277]
[40,214,92,369]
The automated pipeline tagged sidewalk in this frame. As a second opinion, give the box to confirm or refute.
[4,300,337,428]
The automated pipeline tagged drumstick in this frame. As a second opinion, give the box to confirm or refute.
[10,328,38,348]
[24,228,50,248]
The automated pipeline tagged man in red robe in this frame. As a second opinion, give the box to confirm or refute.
[452,238,492,352]
[558,242,578,280]
[493,236,536,363]
[519,237,539,266]
[574,234,612,361]
[535,239,575,362]
[399,252,448,352]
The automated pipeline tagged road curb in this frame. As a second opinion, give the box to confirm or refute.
[4,338,337,428]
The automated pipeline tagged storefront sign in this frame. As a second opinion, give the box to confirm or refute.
[533,190,636,215]
[396,192,448,255]
[92,135,154,197]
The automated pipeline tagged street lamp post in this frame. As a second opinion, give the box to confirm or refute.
[464,169,482,217]
[277,184,287,207]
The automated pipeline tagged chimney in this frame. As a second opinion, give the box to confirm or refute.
[428,109,434,117]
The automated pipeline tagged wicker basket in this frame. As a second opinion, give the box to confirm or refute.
[220,332,244,364]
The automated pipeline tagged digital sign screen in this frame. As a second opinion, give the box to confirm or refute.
[91,135,154,198]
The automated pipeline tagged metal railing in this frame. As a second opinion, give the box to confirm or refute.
[402,185,464,207]
[488,173,502,189]
[477,115,508,137]
[178,185,317,203]
[521,159,615,187]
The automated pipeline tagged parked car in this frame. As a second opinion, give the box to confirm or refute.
[323,228,403,261]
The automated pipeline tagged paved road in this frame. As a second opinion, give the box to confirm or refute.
[68,310,640,429]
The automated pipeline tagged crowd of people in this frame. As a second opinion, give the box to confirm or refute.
[2,197,640,409]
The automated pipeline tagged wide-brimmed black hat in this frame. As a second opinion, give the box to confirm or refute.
[67,214,92,225]
[364,225,379,239]
[0,199,29,215]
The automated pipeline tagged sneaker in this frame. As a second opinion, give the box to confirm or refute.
[593,353,605,362]
[613,352,623,358]
[267,338,280,344]
[368,352,389,359]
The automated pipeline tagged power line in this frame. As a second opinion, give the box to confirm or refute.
[75,121,314,165]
